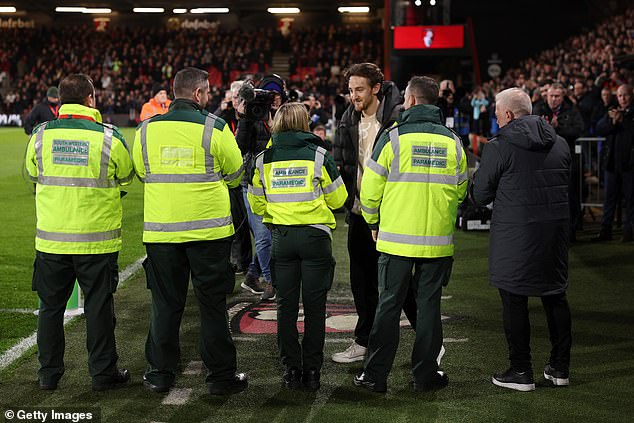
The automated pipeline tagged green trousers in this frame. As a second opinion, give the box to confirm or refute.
[143,239,237,386]
[32,251,120,385]
[364,253,453,384]
[271,225,335,371]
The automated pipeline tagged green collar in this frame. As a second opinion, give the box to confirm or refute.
[169,98,204,111]
[58,104,102,123]
[272,131,322,147]
[399,104,443,125]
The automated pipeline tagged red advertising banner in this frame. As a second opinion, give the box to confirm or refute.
[394,25,464,49]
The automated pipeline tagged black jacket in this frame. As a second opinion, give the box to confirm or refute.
[596,105,634,172]
[23,99,59,135]
[472,115,570,296]
[333,81,403,210]
[532,99,584,149]
[236,118,271,187]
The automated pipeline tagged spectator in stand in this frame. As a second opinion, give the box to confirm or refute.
[594,84,634,242]
[471,87,490,135]
[140,84,171,122]
[534,82,585,241]
[311,123,332,153]
[23,87,60,135]
[591,87,615,131]
[571,80,598,135]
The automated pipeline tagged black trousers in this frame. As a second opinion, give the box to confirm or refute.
[348,212,417,347]
[230,187,252,271]
[365,254,453,384]
[271,226,334,371]
[602,170,634,231]
[143,239,237,386]
[499,289,572,372]
[32,251,120,384]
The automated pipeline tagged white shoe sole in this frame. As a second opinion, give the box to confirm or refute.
[331,354,366,363]
[240,282,263,295]
[491,377,535,392]
[544,372,569,386]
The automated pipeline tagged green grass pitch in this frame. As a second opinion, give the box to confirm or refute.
[1,127,634,422]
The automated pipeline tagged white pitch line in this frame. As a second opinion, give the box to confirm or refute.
[0,308,36,314]
[324,338,354,344]
[161,388,193,405]
[231,336,257,342]
[0,256,146,371]
[443,338,469,343]
[441,295,453,300]
[182,360,204,375]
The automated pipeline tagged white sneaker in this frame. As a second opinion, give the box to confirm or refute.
[332,341,367,363]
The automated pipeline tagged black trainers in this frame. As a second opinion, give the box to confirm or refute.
[492,368,535,392]
[208,372,248,395]
[413,371,449,392]
[302,369,320,391]
[593,228,612,242]
[39,378,60,391]
[353,370,387,393]
[142,375,173,393]
[282,367,302,390]
[543,364,569,386]
[241,274,265,294]
[92,368,130,391]
[261,283,276,301]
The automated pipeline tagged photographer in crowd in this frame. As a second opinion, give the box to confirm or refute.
[235,74,287,301]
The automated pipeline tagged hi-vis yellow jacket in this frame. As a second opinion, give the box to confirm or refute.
[248,131,347,235]
[360,104,468,258]
[132,99,244,243]
[25,104,134,254]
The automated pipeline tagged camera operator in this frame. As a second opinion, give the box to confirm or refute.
[235,74,287,301]
[215,80,253,276]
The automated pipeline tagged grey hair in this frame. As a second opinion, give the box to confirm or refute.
[173,67,209,99]
[230,80,244,96]
[495,88,532,117]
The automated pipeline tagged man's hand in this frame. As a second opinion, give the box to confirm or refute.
[235,98,246,116]
[371,230,378,242]
[550,114,559,128]
[608,108,623,124]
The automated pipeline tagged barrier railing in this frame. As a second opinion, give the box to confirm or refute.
[575,137,606,209]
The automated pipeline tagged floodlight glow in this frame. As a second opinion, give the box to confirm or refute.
[267,8,300,14]
[133,8,165,13]
[0,6,17,12]
[414,0,422,6]
[83,8,111,14]
[338,7,370,13]
[190,8,230,13]
[55,7,86,12]
[430,0,437,5]
[173,8,187,14]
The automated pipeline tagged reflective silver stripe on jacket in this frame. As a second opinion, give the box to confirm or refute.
[309,224,332,237]
[248,184,265,196]
[224,162,245,183]
[452,132,467,184]
[118,169,136,184]
[366,158,388,178]
[361,203,379,215]
[144,216,232,232]
[140,114,222,183]
[378,231,453,246]
[322,175,344,194]
[34,123,48,177]
[313,147,326,198]
[265,192,316,203]
[387,127,461,186]
[34,123,117,188]
[36,228,121,242]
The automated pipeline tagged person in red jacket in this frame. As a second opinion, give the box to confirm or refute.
[140,83,171,121]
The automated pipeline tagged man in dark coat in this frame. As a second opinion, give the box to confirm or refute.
[23,87,60,135]
[332,63,416,363]
[473,88,572,392]
[594,84,634,242]
[533,82,584,240]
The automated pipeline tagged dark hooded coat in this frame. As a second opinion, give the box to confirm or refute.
[472,115,571,296]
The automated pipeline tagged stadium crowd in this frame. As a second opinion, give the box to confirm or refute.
[0,24,381,123]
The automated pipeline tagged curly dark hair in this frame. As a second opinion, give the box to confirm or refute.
[343,63,384,88]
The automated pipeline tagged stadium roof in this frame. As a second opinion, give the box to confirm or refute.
[10,1,385,13]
